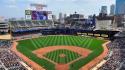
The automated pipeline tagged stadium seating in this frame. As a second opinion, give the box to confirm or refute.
[70,22,94,30]
[99,38,125,70]
[0,22,9,34]
[0,40,27,70]
[0,40,11,48]
[0,50,27,70]
[10,20,53,33]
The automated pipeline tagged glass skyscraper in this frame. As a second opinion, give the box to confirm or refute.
[101,6,107,14]
[116,0,125,15]
[110,4,115,15]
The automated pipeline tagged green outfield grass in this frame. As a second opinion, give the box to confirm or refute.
[17,35,105,70]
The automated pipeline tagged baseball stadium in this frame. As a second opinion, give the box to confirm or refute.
[0,1,125,70]
[12,35,108,70]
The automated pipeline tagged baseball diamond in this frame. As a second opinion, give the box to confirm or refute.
[15,35,107,70]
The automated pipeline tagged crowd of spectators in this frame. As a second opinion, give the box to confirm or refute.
[0,40,12,48]
[0,50,27,70]
[0,40,28,70]
[99,38,125,70]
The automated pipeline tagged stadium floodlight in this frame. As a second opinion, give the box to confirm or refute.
[30,3,47,11]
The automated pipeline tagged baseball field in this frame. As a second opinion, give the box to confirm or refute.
[16,35,107,70]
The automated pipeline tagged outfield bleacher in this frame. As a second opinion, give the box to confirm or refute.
[10,20,52,33]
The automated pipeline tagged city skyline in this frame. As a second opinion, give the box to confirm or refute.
[0,0,115,19]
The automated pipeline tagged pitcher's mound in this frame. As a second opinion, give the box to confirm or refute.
[59,54,66,58]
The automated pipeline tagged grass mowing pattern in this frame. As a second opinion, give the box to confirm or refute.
[44,49,81,64]
[17,35,105,70]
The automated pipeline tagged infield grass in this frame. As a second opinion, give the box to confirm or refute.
[44,49,81,64]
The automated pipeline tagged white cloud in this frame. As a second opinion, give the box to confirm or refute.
[6,4,17,8]
[83,0,115,4]
[3,0,18,8]
[55,0,78,2]
[26,0,78,3]
[4,0,17,4]
[26,0,48,4]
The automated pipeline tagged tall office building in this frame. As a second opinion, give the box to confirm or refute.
[116,0,125,15]
[101,6,107,14]
[110,4,115,15]
[59,12,64,23]
[64,14,67,19]
[52,15,57,21]
[59,13,63,20]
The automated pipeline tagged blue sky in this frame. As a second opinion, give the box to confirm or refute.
[0,0,115,18]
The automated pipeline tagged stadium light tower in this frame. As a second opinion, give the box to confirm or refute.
[30,3,47,11]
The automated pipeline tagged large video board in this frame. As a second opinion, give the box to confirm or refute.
[25,10,48,20]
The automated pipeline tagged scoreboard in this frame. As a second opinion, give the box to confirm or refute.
[25,10,50,20]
